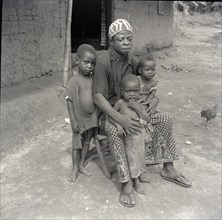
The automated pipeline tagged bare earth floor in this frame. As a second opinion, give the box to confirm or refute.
[1,14,221,219]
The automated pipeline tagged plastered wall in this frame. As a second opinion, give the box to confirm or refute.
[1,0,67,87]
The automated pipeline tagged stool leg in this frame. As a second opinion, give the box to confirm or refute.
[94,131,111,179]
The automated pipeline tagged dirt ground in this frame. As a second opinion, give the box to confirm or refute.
[1,13,221,219]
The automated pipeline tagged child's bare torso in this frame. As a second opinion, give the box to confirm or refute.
[76,74,94,115]
[118,99,140,120]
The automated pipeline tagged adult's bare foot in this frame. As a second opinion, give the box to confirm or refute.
[79,166,92,177]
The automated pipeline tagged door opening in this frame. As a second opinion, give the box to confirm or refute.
[71,0,111,52]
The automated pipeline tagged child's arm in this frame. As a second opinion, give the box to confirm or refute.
[65,79,80,133]
[128,100,151,123]
[67,100,80,133]
[144,81,158,103]
[145,81,158,114]
[146,96,159,115]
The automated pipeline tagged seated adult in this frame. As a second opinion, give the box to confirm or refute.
[92,19,191,207]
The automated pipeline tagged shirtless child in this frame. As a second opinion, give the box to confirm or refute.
[65,44,98,182]
[109,74,152,196]
[137,54,158,115]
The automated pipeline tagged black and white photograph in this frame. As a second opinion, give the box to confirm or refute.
[1,0,221,219]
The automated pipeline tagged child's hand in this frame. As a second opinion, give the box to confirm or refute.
[128,100,143,111]
[142,97,151,106]
[71,119,80,133]
[128,100,141,111]
[116,124,126,137]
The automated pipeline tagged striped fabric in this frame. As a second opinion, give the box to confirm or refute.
[100,0,107,47]
[108,19,133,39]
[105,113,179,182]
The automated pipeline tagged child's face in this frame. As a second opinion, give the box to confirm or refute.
[139,60,156,80]
[77,51,96,76]
[121,80,140,102]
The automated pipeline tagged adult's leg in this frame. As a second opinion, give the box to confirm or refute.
[146,113,179,164]
[148,113,191,187]
[105,121,135,207]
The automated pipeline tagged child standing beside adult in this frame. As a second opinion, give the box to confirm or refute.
[65,44,97,182]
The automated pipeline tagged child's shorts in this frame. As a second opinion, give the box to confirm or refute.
[72,127,96,150]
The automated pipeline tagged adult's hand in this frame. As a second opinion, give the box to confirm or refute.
[93,93,142,135]
[118,114,142,135]
[146,96,159,114]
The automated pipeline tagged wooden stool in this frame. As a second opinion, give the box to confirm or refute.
[86,128,111,179]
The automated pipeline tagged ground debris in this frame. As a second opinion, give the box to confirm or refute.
[161,64,183,72]
[65,118,70,124]
[184,66,197,73]
[161,64,197,73]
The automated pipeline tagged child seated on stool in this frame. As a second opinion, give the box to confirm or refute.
[65,44,97,182]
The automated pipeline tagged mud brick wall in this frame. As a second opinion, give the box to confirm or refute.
[113,0,174,54]
[1,0,67,87]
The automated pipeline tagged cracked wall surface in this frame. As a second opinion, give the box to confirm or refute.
[1,0,67,87]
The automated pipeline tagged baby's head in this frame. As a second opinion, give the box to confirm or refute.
[76,44,96,76]
[120,74,140,101]
[138,54,156,80]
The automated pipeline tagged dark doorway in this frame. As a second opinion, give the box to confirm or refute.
[71,0,105,52]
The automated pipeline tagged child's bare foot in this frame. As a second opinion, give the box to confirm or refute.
[68,168,79,183]
[139,173,151,183]
[134,178,147,194]
[79,166,92,177]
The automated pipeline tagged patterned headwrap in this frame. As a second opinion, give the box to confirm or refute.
[108,19,133,39]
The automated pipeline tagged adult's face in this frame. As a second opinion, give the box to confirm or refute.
[110,30,133,55]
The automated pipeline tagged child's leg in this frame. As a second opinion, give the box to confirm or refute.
[79,129,94,176]
[125,129,147,194]
[69,132,82,182]
[69,149,80,182]
[79,141,92,176]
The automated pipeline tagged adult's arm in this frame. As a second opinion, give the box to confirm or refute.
[93,55,142,134]
[93,93,142,135]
